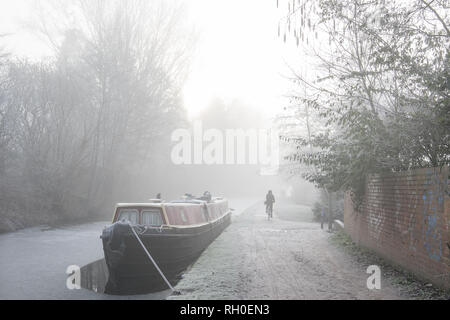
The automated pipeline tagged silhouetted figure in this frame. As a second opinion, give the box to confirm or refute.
[156,193,161,200]
[265,190,275,219]
[202,191,212,202]
[321,208,325,229]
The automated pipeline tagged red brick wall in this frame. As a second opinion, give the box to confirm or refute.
[344,166,450,290]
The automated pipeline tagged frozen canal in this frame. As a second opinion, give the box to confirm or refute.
[0,198,258,299]
[0,220,171,300]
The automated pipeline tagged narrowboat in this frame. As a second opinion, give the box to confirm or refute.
[101,197,232,295]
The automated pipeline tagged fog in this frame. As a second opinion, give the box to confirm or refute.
[1,0,448,301]
[0,0,316,232]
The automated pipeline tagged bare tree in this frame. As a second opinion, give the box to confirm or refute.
[0,1,195,231]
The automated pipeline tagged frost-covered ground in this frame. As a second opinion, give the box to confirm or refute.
[168,201,408,300]
[228,197,261,217]
[0,197,258,300]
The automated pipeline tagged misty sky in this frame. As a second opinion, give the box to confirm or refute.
[0,0,305,120]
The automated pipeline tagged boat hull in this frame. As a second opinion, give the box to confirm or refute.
[102,211,231,295]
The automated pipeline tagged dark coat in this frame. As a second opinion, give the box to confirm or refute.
[266,193,275,205]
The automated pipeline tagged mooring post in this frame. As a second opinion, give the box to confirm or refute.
[328,191,333,231]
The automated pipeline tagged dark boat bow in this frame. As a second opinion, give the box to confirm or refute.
[101,198,232,295]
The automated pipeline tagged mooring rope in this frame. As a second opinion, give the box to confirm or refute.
[128,223,180,295]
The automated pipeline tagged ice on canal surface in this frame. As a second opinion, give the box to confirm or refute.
[0,198,258,299]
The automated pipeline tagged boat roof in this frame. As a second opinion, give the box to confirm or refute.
[115,202,206,208]
[115,198,226,208]
[116,203,164,208]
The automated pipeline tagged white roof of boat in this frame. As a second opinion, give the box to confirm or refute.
[116,198,227,208]
[116,203,164,207]
[115,202,206,207]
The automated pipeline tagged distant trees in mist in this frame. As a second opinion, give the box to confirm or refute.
[0,0,193,231]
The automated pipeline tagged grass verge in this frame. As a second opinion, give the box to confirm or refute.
[330,230,450,300]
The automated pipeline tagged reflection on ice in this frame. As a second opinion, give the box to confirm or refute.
[80,259,109,294]
[80,258,181,296]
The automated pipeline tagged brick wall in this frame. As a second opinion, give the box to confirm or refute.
[344,166,450,290]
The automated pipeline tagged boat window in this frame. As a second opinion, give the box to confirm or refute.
[117,209,139,224]
[180,209,187,223]
[142,209,163,226]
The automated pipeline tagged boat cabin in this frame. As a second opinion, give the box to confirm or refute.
[112,198,230,227]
